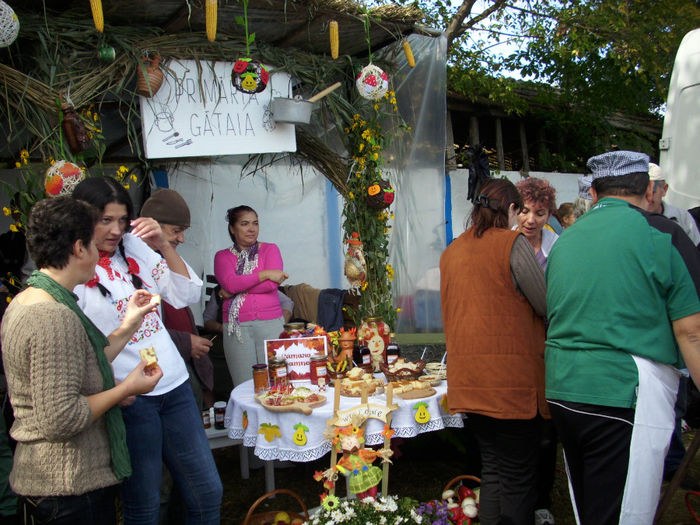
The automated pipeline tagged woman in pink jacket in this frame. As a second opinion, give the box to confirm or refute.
[214,206,288,386]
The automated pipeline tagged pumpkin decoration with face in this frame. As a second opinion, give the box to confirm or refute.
[231,58,269,95]
[366,179,395,210]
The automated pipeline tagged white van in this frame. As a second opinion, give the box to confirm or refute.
[660,28,700,210]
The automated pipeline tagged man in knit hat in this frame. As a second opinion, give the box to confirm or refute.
[140,189,214,410]
[645,162,700,246]
[545,151,700,524]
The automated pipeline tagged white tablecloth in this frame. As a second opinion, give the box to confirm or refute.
[225,379,464,462]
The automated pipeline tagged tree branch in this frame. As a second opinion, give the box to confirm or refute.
[444,0,478,50]
[444,0,509,50]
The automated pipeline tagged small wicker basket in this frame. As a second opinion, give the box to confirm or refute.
[380,359,425,382]
[242,489,308,525]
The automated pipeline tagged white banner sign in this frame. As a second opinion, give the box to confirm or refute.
[139,59,296,159]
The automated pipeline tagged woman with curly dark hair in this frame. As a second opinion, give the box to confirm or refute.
[1,197,162,524]
[516,177,559,270]
[441,178,548,525]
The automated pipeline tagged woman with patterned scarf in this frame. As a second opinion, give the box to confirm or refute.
[1,197,162,524]
[215,206,288,386]
[72,177,222,525]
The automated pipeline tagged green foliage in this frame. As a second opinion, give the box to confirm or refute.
[341,96,400,329]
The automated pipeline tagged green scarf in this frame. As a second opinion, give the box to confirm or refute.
[27,270,132,480]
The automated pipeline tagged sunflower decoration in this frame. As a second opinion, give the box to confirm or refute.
[321,493,340,511]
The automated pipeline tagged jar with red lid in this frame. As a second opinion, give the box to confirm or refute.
[309,355,328,386]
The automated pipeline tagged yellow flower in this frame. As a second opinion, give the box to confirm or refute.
[14,162,20,168]
[130,174,138,182]
[389,90,395,97]
[123,184,130,190]
[2,207,10,216]
[118,165,128,174]
[48,158,55,165]
[348,192,354,199]
[19,149,28,160]
[358,143,365,152]
[5,296,10,303]
[373,104,379,111]
[390,212,395,220]
[9,224,18,232]
[361,282,368,291]
[93,113,99,122]
[372,153,379,161]
[361,129,372,141]
[391,98,397,105]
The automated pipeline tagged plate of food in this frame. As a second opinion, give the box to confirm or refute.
[338,367,384,397]
[386,379,436,399]
[418,374,443,387]
[255,385,326,415]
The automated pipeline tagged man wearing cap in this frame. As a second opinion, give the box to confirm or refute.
[544,151,700,524]
[646,162,700,246]
[140,189,214,410]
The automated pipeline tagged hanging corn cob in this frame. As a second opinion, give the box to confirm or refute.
[402,39,415,68]
[329,20,339,59]
[206,0,217,42]
[90,0,103,33]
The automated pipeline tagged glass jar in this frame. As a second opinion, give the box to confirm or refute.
[280,322,306,338]
[386,336,400,365]
[358,316,391,370]
[269,357,289,388]
[252,363,270,394]
[309,355,328,386]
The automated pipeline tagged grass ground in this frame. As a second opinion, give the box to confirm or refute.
[212,427,700,525]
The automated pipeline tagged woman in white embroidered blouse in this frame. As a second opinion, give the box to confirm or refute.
[73,177,222,525]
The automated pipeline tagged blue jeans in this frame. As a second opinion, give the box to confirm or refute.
[121,381,222,525]
[22,485,118,524]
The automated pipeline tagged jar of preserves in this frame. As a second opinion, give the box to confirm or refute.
[269,357,289,388]
[358,316,391,371]
[280,322,306,338]
[386,336,400,365]
[309,355,328,386]
[252,363,270,394]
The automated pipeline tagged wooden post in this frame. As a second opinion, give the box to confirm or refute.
[469,116,479,146]
[328,383,342,497]
[519,121,529,174]
[496,118,505,171]
[381,384,393,498]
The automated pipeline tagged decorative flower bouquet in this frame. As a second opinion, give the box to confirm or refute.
[304,495,423,525]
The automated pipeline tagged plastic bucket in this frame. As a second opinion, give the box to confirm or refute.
[270,97,313,125]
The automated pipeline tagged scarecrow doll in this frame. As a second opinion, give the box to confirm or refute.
[324,426,388,499]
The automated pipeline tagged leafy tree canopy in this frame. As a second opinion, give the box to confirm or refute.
[390,0,700,117]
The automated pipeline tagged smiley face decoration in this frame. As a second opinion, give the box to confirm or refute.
[231,58,270,95]
[366,179,395,210]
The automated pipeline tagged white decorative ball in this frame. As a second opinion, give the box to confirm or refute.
[0,1,19,48]
[45,161,84,198]
[355,64,389,100]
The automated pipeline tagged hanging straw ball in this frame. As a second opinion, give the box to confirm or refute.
[0,1,19,48]
[356,64,389,100]
[366,179,395,209]
[45,161,84,198]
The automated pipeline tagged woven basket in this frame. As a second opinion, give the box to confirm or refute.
[380,359,425,382]
[242,489,308,525]
[443,474,481,493]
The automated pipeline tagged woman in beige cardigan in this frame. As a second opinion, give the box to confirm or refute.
[1,197,161,524]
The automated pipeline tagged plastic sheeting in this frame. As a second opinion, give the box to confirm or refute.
[379,34,448,333]
[158,34,448,330]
